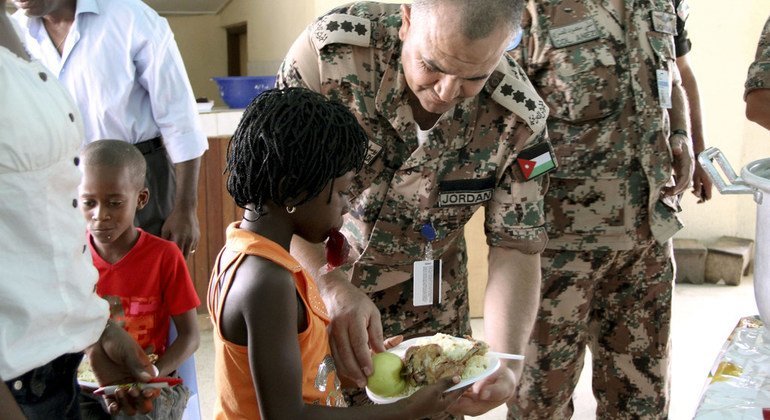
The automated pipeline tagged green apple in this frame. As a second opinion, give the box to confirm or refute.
[367,352,407,397]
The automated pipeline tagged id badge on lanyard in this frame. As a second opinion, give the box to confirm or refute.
[656,68,672,109]
[413,222,442,306]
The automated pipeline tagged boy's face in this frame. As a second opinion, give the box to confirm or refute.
[293,171,355,243]
[78,164,148,248]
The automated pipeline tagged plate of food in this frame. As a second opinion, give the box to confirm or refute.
[77,356,99,389]
[77,353,160,390]
[93,377,183,396]
[365,333,501,404]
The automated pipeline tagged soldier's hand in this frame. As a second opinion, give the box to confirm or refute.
[691,161,713,203]
[447,365,516,417]
[322,279,384,388]
[661,132,695,198]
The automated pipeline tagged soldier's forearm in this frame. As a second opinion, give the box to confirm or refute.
[483,247,541,377]
[746,89,770,132]
[677,55,705,154]
[668,81,690,136]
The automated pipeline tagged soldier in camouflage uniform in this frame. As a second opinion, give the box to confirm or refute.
[745,15,770,131]
[509,0,694,418]
[278,0,554,415]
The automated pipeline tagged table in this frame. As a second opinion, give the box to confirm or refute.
[695,316,770,419]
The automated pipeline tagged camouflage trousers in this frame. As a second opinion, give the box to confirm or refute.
[510,238,674,420]
[346,265,472,419]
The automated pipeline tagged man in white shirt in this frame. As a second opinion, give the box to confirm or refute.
[0,6,158,418]
[12,0,208,257]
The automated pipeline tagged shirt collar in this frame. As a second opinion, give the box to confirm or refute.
[75,0,101,18]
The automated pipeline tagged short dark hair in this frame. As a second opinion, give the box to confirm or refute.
[225,87,368,217]
[81,139,146,189]
[412,0,524,39]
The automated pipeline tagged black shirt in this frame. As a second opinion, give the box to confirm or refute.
[673,0,692,57]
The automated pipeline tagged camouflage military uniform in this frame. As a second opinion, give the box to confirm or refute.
[745,15,770,95]
[509,0,683,418]
[278,1,551,409]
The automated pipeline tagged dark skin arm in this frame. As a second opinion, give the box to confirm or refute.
[87,321,160,415]
[0,381,26,420]
[746,88,770,131]
[677,54,713,202]
[219,254,464,419]
[161,158,202,257]
[155,309,200,377]
[290,235,385,388]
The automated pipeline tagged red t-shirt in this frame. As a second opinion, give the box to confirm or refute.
[89,229,200,355]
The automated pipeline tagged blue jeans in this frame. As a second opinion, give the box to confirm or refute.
[5,353,83,420]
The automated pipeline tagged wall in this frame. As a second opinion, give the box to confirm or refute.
[676,1,770,242]
[166,15,227,106]
[169,1,317,107]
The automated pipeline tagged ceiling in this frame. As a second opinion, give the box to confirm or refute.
[142,0,232,15]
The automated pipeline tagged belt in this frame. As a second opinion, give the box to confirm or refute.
[134,137,164,155]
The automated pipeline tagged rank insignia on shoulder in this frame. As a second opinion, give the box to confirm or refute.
[312,13,372,51]
[516,142,556,180]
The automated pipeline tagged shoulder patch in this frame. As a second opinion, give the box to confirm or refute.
[311,13,372,51]
[490,61,548,134]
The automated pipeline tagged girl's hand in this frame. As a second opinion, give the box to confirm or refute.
[399,376,466,418]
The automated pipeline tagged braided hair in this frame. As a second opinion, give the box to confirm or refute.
[226,87,368,219]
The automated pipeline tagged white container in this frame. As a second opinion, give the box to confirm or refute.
[700,148,770,324]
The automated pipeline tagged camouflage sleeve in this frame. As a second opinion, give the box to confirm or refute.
[484,126,549,254]
[745,16,770,97]
[277,23,322,91]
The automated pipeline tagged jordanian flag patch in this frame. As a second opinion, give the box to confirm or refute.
[516,142,556,180]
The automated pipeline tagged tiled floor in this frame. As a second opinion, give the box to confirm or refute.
[193,275,757,419]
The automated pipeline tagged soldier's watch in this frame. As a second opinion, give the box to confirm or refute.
[670,129,689,138]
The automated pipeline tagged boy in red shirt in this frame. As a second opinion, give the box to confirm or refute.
[78,140,200,419]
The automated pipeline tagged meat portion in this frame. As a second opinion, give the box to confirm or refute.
[403,335,489,386]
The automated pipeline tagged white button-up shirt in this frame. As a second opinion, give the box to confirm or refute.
[0,46,108,380]
[13,0,208,163]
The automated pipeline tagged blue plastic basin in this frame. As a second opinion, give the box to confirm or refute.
[212,76,277,109]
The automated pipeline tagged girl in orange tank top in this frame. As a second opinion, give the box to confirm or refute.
[207,88,463,419]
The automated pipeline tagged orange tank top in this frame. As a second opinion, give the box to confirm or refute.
[207,223,345,419]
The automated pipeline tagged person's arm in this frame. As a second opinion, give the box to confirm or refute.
[155,309,199,377]
[87,321,160,416]
[161,157,201,257]
[449,247,540,416]
[484,247,540,377]
[746,88,770,131]
[677,54,712,202]
[290,235,385,389]
[745,16,770,131]
[133,15,205,256]
[232,255,462,419]
[0,381,26,420]
[662,78,695,198]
